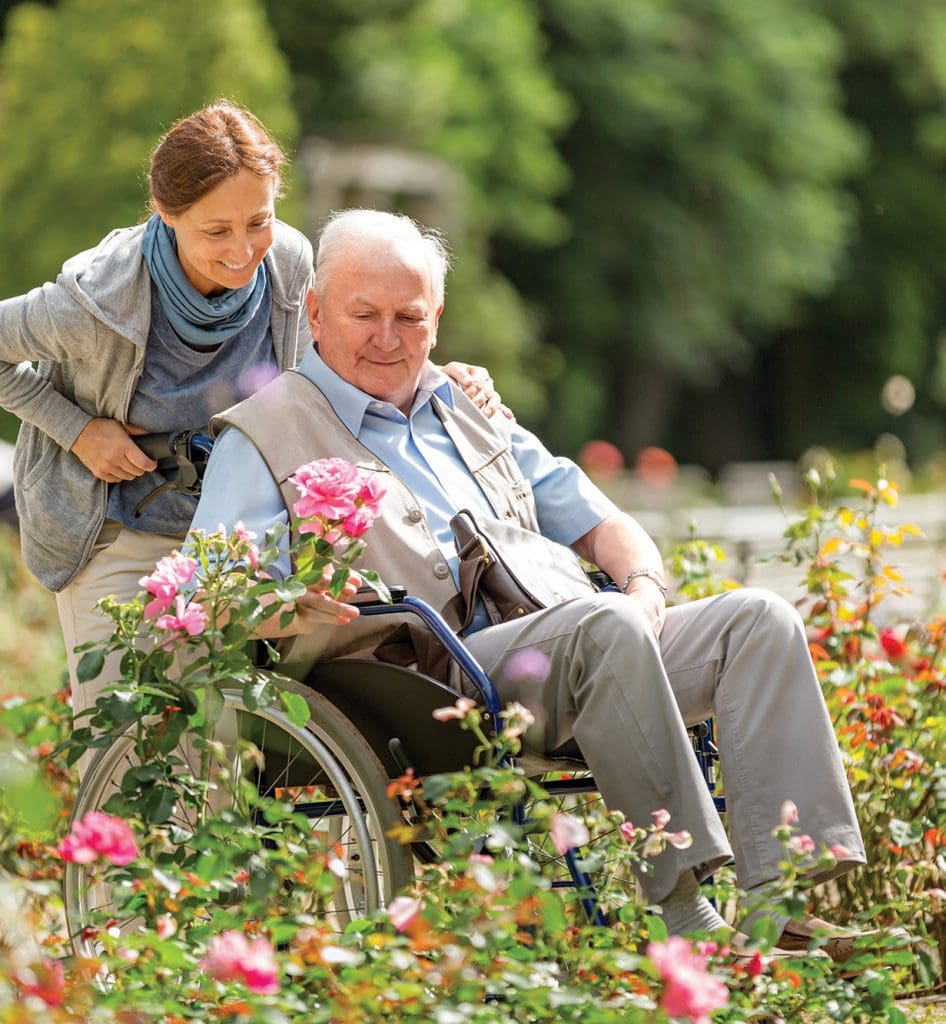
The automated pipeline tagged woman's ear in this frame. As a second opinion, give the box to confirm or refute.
[152,201,174,228]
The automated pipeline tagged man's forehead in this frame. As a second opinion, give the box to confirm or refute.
[330,249,433,302]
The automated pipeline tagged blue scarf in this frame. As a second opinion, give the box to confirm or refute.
[141,213,268,347]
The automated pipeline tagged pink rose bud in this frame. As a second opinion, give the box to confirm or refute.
[387,896,422,933]
[201,930,280,995]
[550,812,590,854]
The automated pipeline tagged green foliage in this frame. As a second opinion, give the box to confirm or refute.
[0,0,297,303]
[264,0,571,417]
[0,524,65,696]
[499,0,866,453]
[769,0,946,464]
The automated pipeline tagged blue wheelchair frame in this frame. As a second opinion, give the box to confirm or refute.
[359,594,723,926]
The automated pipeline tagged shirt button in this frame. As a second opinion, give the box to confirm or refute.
[433,561,450,579]
[408,508,422,523]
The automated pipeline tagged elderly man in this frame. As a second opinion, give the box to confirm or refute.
[191,209,868,957]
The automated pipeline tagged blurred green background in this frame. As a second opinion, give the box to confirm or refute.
[2,0,946,478]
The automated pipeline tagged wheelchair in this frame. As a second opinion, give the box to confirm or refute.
[63,432,722,957]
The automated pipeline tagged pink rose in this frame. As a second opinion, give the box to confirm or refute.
[297,519,344,544]
[647,936,730,1024]
[790,834,816,855]
[201,930,280,995]
[232,521,260,569]
[154,595,208,648]
[357,475,387,513]
[59,811,138,866]
[780,800,799,827]
[619,821,637,842]
[432,697,476,721]
[550,812,590,854]
[290,458,361,521]
[387,895,422,933]
[139,552,198,619]
[342,505,381,539]
[652,808,671,830]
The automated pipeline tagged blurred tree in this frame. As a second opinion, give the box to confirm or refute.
[264,0,572,415]
[0,0,297,442]
[493,0,867,462]
[764,1,946,468]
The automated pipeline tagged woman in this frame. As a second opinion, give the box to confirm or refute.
[0,100,501,719]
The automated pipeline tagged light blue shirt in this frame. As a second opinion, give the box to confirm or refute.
[190,350,618,628]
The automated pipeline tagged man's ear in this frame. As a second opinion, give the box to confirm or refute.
[430,302,444,348]
[305,288,321,339]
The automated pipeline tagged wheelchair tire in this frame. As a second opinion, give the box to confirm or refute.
[64,680,413,958]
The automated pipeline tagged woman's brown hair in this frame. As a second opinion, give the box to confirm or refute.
[148,100,286,215]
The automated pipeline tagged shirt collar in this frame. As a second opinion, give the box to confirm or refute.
[298,349,454,438]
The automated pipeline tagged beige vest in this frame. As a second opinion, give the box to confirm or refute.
[213,369,594,677]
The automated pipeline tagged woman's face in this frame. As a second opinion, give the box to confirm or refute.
[158,168,276,296]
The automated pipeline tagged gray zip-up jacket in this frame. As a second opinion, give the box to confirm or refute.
[0,219,313,591]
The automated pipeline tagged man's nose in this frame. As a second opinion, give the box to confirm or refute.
[374,318,399,350]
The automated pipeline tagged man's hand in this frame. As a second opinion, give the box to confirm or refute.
[293,572,361,629]
[70,419,158,483]
[254,566,361,639]
[442,361,514,420]
[622,577,666,636]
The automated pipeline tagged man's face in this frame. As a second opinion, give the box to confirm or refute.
[307,247,442,414]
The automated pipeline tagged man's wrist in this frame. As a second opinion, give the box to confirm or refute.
[621,567,668,596]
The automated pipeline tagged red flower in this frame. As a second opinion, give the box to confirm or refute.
[879,628,907,660]
[15,958,65,1007]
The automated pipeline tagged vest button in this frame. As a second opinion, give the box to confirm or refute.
[408,508,422,523]
[433,561,450,578]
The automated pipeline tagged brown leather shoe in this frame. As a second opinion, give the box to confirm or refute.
[777,914,907,967]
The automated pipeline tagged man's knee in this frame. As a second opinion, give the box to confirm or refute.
[572,591,657,646]
[717,587,805,645]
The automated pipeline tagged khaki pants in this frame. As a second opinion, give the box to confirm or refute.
[56,520,186,771]
[464,587,866,903]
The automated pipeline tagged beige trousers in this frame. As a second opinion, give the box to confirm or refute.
[464,587,866,903]
[55,520,186,728]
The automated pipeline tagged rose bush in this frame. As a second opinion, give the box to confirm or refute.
[0,461,939,1020]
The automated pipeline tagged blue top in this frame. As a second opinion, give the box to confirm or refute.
[190,349,619,631]
[107,281,278,535]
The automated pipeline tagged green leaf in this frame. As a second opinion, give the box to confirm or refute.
[749,915,781,948]
[203,685,225,732]
[341,538,366,565]
[76,648,106,683]
[536,889,567,934]
[358,570,391,603]
[330,566,351,598]
[274,580,307,604]
[142,784,179,824]
[645,914,668,942]
[889,817,924,848]
[243,675,276,711]
[280,690,310,729]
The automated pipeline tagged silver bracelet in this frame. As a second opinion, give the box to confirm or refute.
[621,567,668,596]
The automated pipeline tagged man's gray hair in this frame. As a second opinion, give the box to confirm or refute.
[314,209,452,305]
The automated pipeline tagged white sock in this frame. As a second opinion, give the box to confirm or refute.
[659,869,729,936]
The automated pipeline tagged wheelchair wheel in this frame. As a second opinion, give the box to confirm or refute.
[64,680,413,958]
